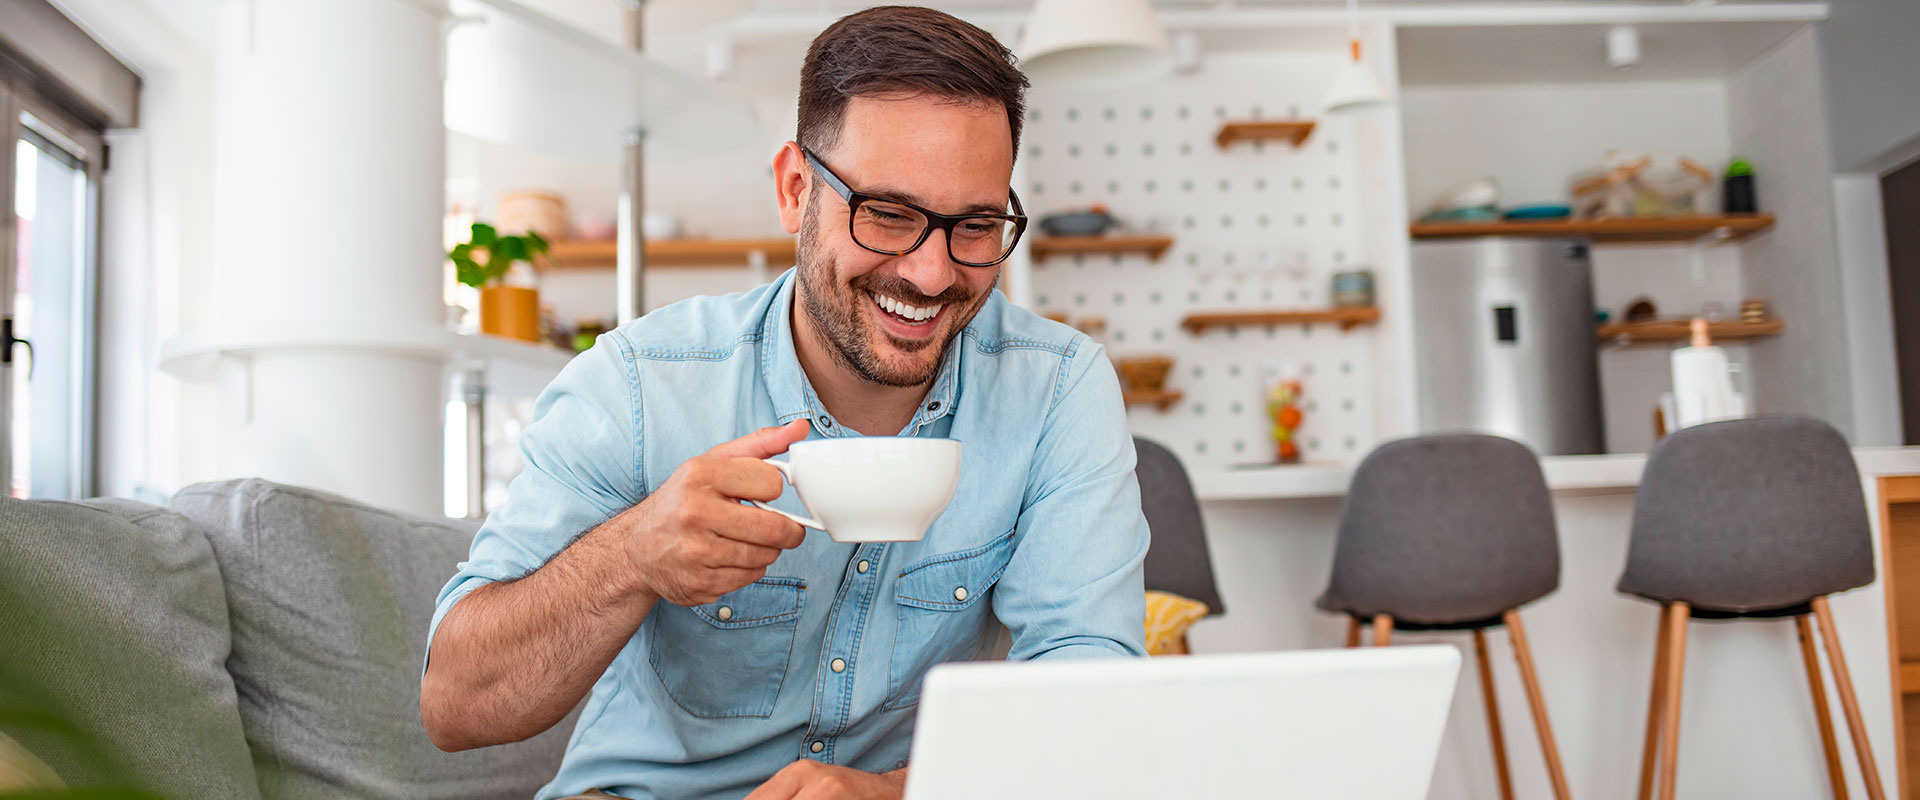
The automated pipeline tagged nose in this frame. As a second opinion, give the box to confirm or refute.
[895,228,960,299]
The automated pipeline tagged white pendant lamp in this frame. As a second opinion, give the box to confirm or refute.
[1324,0,1390,113]
[1018,0,1173,84]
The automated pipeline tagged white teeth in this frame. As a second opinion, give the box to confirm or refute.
[870,292,943,323]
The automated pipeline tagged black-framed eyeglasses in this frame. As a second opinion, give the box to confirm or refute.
[802,147,1028,268]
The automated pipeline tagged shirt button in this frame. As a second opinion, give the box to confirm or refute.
[856,560,870,574]
[953,586,968,602]
[928,401,941,411]
[716,606,733,621]
[817,416,834,429]
[810,741,825,753]
[831,658,847,673]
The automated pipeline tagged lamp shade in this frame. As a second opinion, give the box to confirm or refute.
[1018,0,1172,84]
[1324,40,1390,113]
[444,0,759,163]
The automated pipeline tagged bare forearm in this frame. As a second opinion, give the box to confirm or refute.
[422,517,656,750]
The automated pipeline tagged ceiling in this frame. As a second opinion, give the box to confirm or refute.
[1397,19,1810,85]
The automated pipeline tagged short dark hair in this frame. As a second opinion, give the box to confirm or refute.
[797,5,1030,158]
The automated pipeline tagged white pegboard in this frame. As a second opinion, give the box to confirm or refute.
[1024,50,1379,470]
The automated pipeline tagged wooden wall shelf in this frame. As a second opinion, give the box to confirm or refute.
[543,237,797,269]
[1596,319,1784,343]
[1122,389,1184,411]
[1215,120,1316,149]
[1410,214,1775,244]
[1031,235,1175,262]
[1181,307,1380,334]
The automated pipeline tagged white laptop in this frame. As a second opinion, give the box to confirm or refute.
[902,645,1461,800]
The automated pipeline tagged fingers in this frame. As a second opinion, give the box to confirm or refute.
[707,419,811,459]
[709,502,809,550]
[694,457,788,503]
[696,532,784,570]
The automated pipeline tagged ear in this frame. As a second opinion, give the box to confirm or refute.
[773,141,809,235]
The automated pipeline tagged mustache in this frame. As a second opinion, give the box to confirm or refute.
[850,273,975,307]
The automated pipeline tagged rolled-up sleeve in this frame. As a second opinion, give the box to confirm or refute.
[992,338,1150,661]
[424,332,645,667]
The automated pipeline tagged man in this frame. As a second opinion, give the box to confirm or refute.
[420,6,1148,799]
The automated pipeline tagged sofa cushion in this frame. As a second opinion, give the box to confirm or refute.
[169,479,575,800]
[0,497,260,799]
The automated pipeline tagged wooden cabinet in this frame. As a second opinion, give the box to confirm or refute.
[1880,475,1920,798]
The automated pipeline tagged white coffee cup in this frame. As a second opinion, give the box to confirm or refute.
[752,438,961,543]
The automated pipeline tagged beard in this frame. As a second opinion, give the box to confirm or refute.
[795,198,994,388]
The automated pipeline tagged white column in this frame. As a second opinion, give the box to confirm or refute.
[211,0,449,514]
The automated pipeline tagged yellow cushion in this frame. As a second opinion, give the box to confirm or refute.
[1143,590,1209,656]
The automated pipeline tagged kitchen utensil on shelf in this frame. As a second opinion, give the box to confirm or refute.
[1419,177,1500,222]
[497,191,569,241]
[1116,356,1174,393]
[1502,203,1572,220]
[1331,270,1376,308]
[1038,208,1117,237]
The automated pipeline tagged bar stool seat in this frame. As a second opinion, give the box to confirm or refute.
[1621,415,1883,800]
[1318,433,1570,800]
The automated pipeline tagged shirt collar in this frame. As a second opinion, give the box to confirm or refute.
[759,269,964,437]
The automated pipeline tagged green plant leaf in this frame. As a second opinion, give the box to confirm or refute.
[526,230,550,253]
[470,222,497,249]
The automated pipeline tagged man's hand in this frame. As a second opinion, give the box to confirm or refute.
[621,419,813,606]
[745,762,908,800]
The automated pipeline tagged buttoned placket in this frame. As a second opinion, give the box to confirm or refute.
[800,542,889,762]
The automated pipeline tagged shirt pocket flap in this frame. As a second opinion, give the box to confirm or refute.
[692,577,804,628]
[895,531,1015,612]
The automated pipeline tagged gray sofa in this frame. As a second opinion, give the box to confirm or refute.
[0,478,577,799]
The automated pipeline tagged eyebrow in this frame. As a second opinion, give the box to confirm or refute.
[861,184,1010,216]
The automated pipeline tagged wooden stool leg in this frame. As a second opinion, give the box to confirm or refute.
[1474,628,1516,800]
[1372,613,1392,647]
[1796,614,1849,800]
[1346,617,1361,648]
[1658,602,1692,800]
[1812,596,1888,800]
[1638,603,1674,800]
[1504,610,1572,800]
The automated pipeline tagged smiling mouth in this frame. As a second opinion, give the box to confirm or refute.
[868,291,945,327]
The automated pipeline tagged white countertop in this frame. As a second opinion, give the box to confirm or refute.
[1190,446,1920,502]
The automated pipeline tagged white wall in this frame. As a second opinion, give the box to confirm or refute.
[1833,174,1902,446]
[57,0,221,501]
[1728,28,1856,437]
[1818,0,1920,174]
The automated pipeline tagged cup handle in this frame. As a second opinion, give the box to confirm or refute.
[750,458,827,531]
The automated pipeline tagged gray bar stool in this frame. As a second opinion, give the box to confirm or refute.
[1136,437,1226,618]
[1621,416,1883,800]
[1317,433,1570,800]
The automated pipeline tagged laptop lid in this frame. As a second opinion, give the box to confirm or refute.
[903,645,1461,800]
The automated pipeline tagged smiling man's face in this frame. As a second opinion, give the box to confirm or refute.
[788,94,1015,388]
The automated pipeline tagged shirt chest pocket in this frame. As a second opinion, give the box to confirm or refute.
[886,532,1015,711]
[647,577,804,719]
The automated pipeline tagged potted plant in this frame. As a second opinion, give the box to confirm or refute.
[449,222,548,343]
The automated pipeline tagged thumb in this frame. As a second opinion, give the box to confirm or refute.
[707,419,811,459]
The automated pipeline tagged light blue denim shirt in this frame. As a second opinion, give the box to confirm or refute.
[427,269,1148,799]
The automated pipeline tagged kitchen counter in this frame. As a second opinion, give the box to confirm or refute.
[1191,446,1920,501]
[1187,445,1920,799]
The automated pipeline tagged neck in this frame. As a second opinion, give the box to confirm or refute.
[790,293,932,437]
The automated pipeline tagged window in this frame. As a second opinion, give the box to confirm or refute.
[0,0,135,500]
[1,83,102,499]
